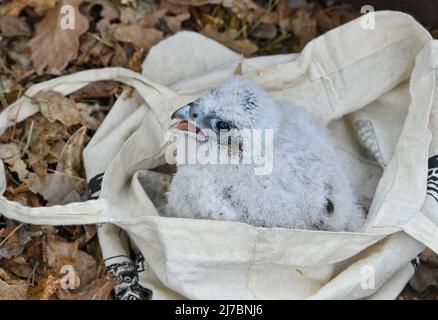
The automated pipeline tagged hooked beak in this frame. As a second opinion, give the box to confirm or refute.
[171,104,190,120]
[170,104,207,142]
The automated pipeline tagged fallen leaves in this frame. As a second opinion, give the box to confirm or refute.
[3,0,435,301]
[409,249,438,293]
[0,16,32,37]
[114,25,164,50]
[201,24,258,56]
[29,172,83,205]
[164,12,191,33]
[29,0,89,74]
[0,0,58,16]
[290,9,317,51]
[22,114,71,175]
[32,91,82,127]
[0,221,30,260]
[28,125,87,205]
[27,274,61,300]
[410,264,438,293]
[0,267,28,300]
[0,143,29,181]
[56,273,117,300]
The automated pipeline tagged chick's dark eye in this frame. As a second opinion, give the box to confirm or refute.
[192,112,198,118]
[216,121,230,131]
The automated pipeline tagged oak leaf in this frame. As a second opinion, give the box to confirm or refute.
[28,0,89,74]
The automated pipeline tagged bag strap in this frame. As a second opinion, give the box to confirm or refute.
[0,67,178,225]
[0,67,180,136]
[0,160,116,225]
[401,212,438,254]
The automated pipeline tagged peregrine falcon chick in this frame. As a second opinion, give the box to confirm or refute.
[165,77,365,231]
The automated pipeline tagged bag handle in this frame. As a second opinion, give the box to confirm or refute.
[0,160,116,225]
[0,67,180,136]
[0,68,177,225]
[402,212,438,254]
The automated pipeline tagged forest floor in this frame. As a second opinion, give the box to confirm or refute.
[0,0,437,300]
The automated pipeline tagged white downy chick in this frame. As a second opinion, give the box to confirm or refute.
[165,77,365,231]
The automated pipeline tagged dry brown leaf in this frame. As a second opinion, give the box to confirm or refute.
[0,255,34,279]
[70,81,119,101]
[120,7,167,28]
[74,250,97,288]
[287,0,308,9]
[227,0,266,24]
[0,143,29,181]
[421,248,438,267]
[84,225,97,243]
[0,221,31,259]
[23,114,70,175]
[5,180,31,195]
[231,39,259,56]
[126,48,145,72]
[56,125,87,176]
[0,268,28,300]
[0,16,32,37]
[5,190,43,207]
[314,6,342,33]
[46,234,77,270]
[4,38,33,73]
[250,22,277,40]
[27,274,61,300]
[32,90,82,127]
[45,234,96,289]
[29,172,84,205]
[25,237,44,281]
[164,13,191,33]
[0,143,20,159]
[76,103,105,131]
[290,9,317,52]
[160,0,190,15]
[4,157,29,182]
[110,43,130,68]
[201,24,258,56]
[277,0,292,33]
[29,0,89,74]
[0,0,58,16]
[168,0,222,5]
[81,0,120,22]
[56,273,117,300]
[76,33,114,66]
[410,263,438,292]
[114,25,164,50]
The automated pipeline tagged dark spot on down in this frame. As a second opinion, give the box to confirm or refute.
[326,199,334,215]
[312,219,325,230]
[222,186,232,200]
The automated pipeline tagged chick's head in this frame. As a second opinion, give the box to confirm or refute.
[171,76,279,147]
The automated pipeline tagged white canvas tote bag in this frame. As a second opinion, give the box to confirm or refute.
[1,11,438,299]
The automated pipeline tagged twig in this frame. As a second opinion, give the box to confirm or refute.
[0,87,7,109]
[234,0,279,40]
[89,33,114,48]
[22,119,35,155]
[0,223,24,248]
[250,0,279,33]
[46,169,86,181]
[8,100,24,143]
[27,262,38,286]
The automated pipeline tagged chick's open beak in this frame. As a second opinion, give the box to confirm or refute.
[170,105,207,141]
